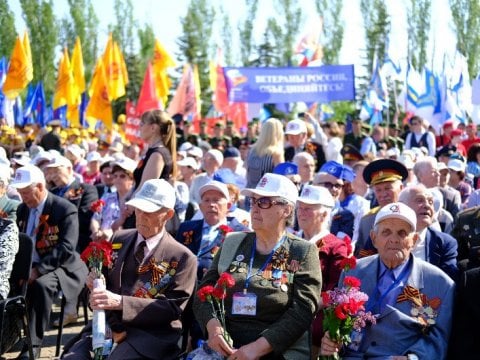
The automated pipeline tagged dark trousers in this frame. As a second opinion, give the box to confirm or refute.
[26,271,60,346]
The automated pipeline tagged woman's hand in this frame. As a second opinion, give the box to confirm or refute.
[206,318,235,358]
[227,337,272,360]
[320,331,341,356]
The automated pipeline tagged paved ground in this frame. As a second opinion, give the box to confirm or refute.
[2,303,90,360]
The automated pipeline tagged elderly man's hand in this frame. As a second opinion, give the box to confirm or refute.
[320,331,341,356]
[86,271,105,291]
[90,287,122,310]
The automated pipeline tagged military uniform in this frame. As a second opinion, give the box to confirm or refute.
[450,206,480,266]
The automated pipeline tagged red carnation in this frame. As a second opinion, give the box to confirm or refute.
[90,199,106,213]
[343,276,361,289]
[213,286,226,300]
[197,285,214,302]
[334,304,347,320]
[344,235,353,255]
[340,257,357,271]
[321,291,331,306]
[217,272,235,288]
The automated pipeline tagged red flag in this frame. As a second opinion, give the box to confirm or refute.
[125,100,143,144]
[227,102,248,130]
[214,65,229,113]
[137,62,162,116]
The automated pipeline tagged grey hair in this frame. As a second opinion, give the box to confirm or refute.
[398,183,429,204]
[413,156,437,179]
[293,151,314,165]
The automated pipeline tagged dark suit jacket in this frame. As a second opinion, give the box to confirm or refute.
[106,229,197,360]
[439,186,461,218]
[284,140,326,172]
[52,179,98,252]
[448,266,480,359]
[0,194,20,221]
[16,193,88,301]
[176,217,249,280]
[39,131,62,152]
[95,184,114,199]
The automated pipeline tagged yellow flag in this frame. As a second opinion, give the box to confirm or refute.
[209,60,217,91]
[53,47,75,109]
[23,31,33,82]
[102,34,127,100]
[114,41,129,85]
[86,58,112,129]
[71,37,86,95]
[152,38,175,105]
[3,36,31,99]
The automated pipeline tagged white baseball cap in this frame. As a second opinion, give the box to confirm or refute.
[374,202,417,232]
[285,119,307,135]
[112,157,138,174]
[447,158,466,172]
[437,162,448,171]
[46,155,72,168]
[199,180,230,200]
[241,173,298,204]
[86,151,103,163]
[66,144,84,159]
[126,179,175,212]
[177,157,200,170]
[206,149,224,165]
[187,146,204,159]
[297,185,335,207]
[10,165,46,188]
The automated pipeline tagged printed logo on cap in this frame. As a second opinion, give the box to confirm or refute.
[141,183,156,198]
[303,188,311,196]
[389,204,400,212]
[259,176,268,188]
[15,172,23,181]
[327,165,337,174]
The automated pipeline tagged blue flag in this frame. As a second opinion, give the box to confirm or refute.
[79,92,88,128]
[0,57,6,88]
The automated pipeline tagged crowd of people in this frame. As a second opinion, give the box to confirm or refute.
[0,109,479,359]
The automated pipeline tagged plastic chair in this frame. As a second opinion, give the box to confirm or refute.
[0,233,34,357]
[55,286,89,357]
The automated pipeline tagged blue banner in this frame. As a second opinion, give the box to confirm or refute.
[224,65,355,103]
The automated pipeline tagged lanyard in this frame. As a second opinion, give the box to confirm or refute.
[367,257,412,313]
[244,235,286,291]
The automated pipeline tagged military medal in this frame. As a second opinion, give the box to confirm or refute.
[236,254,245,262]
[281,284,288,292]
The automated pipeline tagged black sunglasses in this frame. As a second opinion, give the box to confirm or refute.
[249,197,288,209]
[317,182,343,190]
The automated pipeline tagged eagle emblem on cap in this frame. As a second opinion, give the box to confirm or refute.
[390,204,400,213]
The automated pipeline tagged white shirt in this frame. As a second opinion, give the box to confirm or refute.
[135,228,166,260]
[412,227,427,260]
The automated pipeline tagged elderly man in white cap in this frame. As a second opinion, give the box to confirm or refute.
[189,149,224,208]
[12,165,87,359]
[296,185,351,359]
[284,118,326,172]
[62,179,197,360]
[320,202,455,360]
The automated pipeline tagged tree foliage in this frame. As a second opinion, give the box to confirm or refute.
[220,7,233,66]
[177,0,215,116]
[407,0,431,70]
[314,0,344,64]
[275,0,302,66]
[450,0,480,77]
[137,23,155,69]
[360,0,390,74]
[20,0,58,98]
[110,0,137,55]
[0,0,17,57]
[238,0,258,66]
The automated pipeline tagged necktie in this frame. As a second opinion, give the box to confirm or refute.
[379,269,396,311]
[27,209,38,237]
[134,241,146,265]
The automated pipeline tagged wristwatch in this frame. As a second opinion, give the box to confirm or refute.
[407,354,419,360]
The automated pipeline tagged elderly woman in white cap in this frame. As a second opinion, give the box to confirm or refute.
[296,185,351,359]
[193,173,322,360]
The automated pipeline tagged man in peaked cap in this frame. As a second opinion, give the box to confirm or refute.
[341,144,364,167]
[354,158,408,257]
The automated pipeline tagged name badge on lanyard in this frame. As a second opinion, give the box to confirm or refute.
[232,291,257,316]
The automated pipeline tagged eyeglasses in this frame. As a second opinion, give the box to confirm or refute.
[249,197,288,209]
[113,173,129,179]
[317,182,343,190]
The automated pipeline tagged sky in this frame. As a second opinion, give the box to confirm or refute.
[8,0,455,74]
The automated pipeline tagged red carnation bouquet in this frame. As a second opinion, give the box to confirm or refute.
[80,240,113,359]
[90,199,106,213]
[321,276,376,359]
[197,272,236,347]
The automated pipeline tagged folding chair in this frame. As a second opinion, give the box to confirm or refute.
[0,233,33,358]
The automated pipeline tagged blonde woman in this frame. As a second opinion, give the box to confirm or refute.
[246,118,285,189]
[325,121,344,163]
